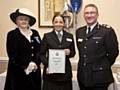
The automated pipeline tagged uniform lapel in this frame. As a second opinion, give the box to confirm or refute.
[86,24,98,38]
[61,30,66,44]
[15,28,31,48]
[17,28,32,44]
[80,26,88,38]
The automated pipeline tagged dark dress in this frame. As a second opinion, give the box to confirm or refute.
[39,30,75,90]
[4,28,41,90]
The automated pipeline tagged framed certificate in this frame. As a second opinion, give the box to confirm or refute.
[48,49,65,73]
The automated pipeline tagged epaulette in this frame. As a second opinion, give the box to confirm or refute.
[102,24,111,28]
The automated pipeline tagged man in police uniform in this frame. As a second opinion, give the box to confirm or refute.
[76,4,119,90]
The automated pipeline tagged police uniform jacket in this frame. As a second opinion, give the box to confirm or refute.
[40,30,75,82]
[76,23,119,86]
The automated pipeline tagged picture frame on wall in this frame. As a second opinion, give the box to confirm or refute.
[38,0,65,27]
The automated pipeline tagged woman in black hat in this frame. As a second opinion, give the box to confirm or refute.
[4,8,41,90]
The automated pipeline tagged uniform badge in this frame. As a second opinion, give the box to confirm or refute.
[78,38,83,42]
[66,38,72,42]
[34,36,40,44]
[92,37,102,39]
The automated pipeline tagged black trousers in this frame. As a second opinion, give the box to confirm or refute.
[78,82,108,90]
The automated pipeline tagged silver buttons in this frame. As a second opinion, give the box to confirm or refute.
[83,63,86,66]
[31,53,34,57]
[83,54,87,58]
[31,40,34,42]
[99,67,103,70]
[96,41,99,43]
[84,46,87,49]
[31,46,34,49]
[85,38,88,41]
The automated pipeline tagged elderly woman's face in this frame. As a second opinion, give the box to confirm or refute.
[53,16,64,32]
[16,16,30,29]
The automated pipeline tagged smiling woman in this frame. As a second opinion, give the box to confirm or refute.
[4,8,42,90]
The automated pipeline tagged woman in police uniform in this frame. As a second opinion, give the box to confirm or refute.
[39,14,75,90]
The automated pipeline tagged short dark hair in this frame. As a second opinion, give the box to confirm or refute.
[52,13,65,23]
[84,4,98,14]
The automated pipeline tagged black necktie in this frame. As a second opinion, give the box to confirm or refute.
[58,32,62,42]
[87,27,91,34]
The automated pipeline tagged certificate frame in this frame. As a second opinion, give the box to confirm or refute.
[48,49,65,73]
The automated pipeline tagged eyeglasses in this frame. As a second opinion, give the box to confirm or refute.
[84,12,97,15]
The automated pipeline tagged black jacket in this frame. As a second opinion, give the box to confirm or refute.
[4,28,41,90]
[76,23,119,86]
[40,30,75,81]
